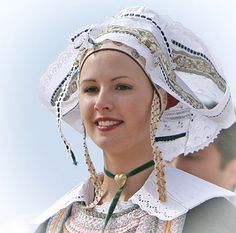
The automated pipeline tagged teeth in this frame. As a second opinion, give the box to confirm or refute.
[97,121,120,127]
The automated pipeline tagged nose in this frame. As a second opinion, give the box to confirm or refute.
[94,88,113,112]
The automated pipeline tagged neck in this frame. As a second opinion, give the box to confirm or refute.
[100,144,154,203]
[103,139,153,173]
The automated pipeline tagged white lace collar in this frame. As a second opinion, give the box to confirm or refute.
[32,166,235,224]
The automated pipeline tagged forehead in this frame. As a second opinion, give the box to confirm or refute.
[79,50,148,82]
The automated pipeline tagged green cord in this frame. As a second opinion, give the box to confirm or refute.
[102,160,154,231]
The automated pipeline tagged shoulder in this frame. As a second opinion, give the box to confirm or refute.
[32,177,93,225]
[183,197,236,233]
[33,220,49,233]
[34,204,73,233]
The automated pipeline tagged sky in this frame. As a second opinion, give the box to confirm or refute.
[0,0,236,232]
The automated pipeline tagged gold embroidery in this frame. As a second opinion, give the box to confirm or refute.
[63,225,70,233]
[54,25,220,110]
[165,220,172,233]
[172,49,226,93]
[104,25,203,109]
[51,208,67,233]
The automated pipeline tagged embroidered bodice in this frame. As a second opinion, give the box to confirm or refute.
[46,201,185,233]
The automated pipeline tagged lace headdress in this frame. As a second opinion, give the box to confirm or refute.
[39,6,235,162]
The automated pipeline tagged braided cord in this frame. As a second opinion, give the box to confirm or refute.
[82,125,103,209]
[150,91,167,202]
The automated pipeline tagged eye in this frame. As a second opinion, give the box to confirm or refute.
[115,84,132,91]
[83,86,99,93]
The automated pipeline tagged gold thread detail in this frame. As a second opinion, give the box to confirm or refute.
[165,220,172,233]
[150,91,167,202]
[172,49,226,93]
[82,124,103,209]
[103,25,203,109]
[56,25,206,110]
[51,208,67,233]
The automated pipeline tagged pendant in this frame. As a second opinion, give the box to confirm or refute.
[114,174,127,189]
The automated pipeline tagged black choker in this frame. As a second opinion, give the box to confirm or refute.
[102,160,154,231]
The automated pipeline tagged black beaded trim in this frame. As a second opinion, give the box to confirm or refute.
[71,28,90,43]
[155,132,186,142]
[50,76,68,106]
[50,64,79,106]
[51,29,87,106]
[63,15,207,109]
[172,39,225,82]
[121,13,172,58]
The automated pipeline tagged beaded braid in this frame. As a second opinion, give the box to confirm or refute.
[150,90,167,202]
[55,65,79,165]
[82,124,104,209]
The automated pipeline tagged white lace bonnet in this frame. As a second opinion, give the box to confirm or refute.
[39,6,235,162]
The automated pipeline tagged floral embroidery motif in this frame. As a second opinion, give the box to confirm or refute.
[172,49,226,93]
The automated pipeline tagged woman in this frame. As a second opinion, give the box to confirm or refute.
[34,6,236,233]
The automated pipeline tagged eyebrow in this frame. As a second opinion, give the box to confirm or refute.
[80,76,131,83]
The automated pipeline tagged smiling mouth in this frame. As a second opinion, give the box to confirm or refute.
[96,120,123,127]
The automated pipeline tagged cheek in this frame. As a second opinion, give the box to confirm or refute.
[139,106,151,124]
[131,99,152,124]
[79,98,94,121]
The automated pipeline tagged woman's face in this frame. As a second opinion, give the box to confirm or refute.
[79,50,153,153]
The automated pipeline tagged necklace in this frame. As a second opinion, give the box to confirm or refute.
[102,160,154,231]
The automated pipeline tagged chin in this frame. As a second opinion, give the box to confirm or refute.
[93,137,120,151]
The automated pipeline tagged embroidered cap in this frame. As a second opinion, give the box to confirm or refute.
[39,6,236,161]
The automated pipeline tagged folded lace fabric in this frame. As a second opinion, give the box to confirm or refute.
[39,6,236,161]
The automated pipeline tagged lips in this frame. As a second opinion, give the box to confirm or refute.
[95,117,123,131]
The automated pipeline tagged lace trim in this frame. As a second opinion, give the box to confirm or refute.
[34,165,235,227]
[95,200,134,214]
[155,102,223,160]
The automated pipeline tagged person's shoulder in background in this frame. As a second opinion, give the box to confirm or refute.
[183,197,236,233]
